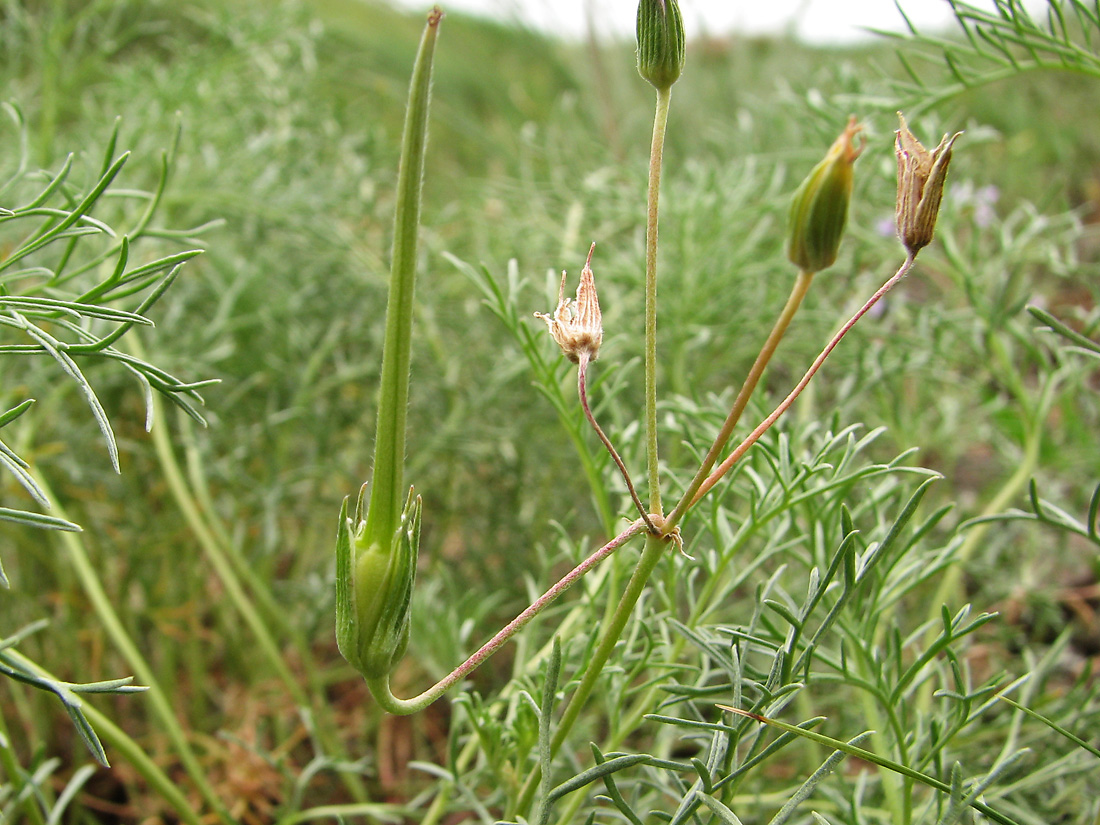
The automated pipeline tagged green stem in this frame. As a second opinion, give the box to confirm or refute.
[420,557,628,824]
[137,342,304,701]
[856,657,907,824]
[367,520,648,715]
[721,707,1020,825]
[517,253,912,819]
[418,782,454,825]
[513,532,667,817]
[665,269,815,532]
[592,258,913,773]
[363,8,441,544]
[935,386,1054,602]
[274,802,416,825]
[34,473,234,825]
[644,86,672,515]
[181,417,296,640]
[416,511,644,820]
[690,254,916,508]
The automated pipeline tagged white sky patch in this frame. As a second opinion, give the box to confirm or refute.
[384,0,1046,44]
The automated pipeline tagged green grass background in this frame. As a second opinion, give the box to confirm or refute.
[1,0,1098,820]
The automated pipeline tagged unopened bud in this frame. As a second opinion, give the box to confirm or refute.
[636,0,685,90]
[535,242,604,364]
[336,485,422,680]
[895,113,962,255]
[786,116,864,273]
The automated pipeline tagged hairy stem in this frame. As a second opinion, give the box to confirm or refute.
[363,8,441,544]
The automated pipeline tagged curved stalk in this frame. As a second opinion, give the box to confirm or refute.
[511,78,680,819]
[366,520,649,714]
[513,532,668,816]
[578,352,655,532]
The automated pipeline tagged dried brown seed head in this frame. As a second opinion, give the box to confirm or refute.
[895,113,962,255]
[535,242,604,364]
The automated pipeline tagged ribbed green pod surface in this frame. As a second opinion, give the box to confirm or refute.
[636,0,685,90]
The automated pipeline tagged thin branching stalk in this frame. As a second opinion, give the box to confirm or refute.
[690,253,918,507]
[665,269,816,531]
[366,519,649,715]
[517,249,908,816]
[578,351,655,532]
[514,60,681,820]
[513,531,668,816]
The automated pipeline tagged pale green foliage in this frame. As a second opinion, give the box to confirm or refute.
[0,0,1097,823]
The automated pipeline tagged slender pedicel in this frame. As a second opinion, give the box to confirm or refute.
[536,243,656,532]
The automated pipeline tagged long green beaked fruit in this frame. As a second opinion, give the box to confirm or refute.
[336,8,440,683]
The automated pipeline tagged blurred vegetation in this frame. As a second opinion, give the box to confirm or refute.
[1,0,1098,821]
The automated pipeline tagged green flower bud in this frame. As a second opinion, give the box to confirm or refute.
[786,117,864,273]
[636,0,685,90]
[336,484,422,680]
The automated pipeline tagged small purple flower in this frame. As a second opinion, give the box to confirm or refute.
[974,184,999,227]
[950,180,999,227]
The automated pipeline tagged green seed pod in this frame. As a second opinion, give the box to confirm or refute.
[636,0,685,90]
[336,484,422,680]
[786,117,864,273]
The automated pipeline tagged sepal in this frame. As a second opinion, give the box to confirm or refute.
[335,484,422,680]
